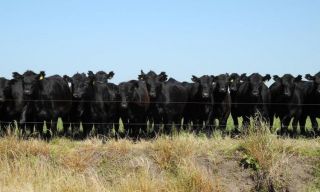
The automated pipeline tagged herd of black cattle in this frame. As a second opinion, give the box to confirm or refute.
[0,70,319,139]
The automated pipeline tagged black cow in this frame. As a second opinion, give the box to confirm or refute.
[139,71,188,135]
[299,72,320,135]
[118,80,150,139]
[185,75,215,135]
[0,77,10,133]
[270,74,303,136]
[229,73,246,133]
[12,71,72,138]
[64,71,117,139]
[211,74,231,133]
[235,73,271,129]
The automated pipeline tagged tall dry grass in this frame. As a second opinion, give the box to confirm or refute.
[0,127,318,192]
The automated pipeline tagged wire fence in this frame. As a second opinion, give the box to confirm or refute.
[1,98,320,106]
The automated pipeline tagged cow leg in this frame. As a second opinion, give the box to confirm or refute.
[242,116,250,132]
[163,115,173,136]
[281,116,291,136]
[219,117,227,133]
[232,113,240,134]
[291,117,299,138]
[309,116,319,136]
[82,123,92,139]
[299,115,307,137]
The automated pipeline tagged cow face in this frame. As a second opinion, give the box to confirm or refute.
[118,81,138,109]
[213,74,229,93]
[246,73,270,97]
[0,78,9,103]
[138,70,167,98]
[12,71,45,96]
[305,72,320,94]
[64,72,93,99]
[229,73,243,92]
[191,75,214,98]
[273,74,302,98]
[95,71,114,83]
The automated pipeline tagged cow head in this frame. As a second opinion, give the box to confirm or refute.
[229,73,243,92]
[118,80,139,109]
[273,74,302,97]
[305,72,320,94]
[12,71,45,96]
[138,70,167,98]
[213,73,229,93]
[246,73,271,97]
[63,72,94,99]
[95,71,114,84]
[191,75,214,98]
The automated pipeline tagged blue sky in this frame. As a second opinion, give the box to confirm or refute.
[0,0,319,83]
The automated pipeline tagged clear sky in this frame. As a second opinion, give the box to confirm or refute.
[0,0,319,83]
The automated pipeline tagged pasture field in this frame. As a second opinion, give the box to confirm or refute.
[0,120,319,192]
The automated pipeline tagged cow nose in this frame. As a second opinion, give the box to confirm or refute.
[202,93,209,98]
[24,90,31,95]
[0,97,4,102]
[220,88,226,92]
[284,92,290,97]
[73,94,80,98]
[252,90,259,96]
[149,92,156,98]
[230,87,237,91]
[121,103,128,108]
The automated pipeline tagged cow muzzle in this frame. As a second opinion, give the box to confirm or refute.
[24,90,32,95]
[73,93,81,99]
[219,88,226,93]
[202,92,209,98]
[252,90,259,96]
[121,102,128,108]
[149,91,156,98]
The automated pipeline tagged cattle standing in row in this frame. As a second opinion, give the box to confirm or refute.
[11,71,72,138]
[270,74,303,136]
[299,73,320,135]
[0,77,10,133]
[0,70,319,139]
[64,71,118,139]
[185,75,215,135]
[211,74,231,132]
[118,80,150,139]
[139,71,188,136]
[232,73,271,129]
[229,73,245,133]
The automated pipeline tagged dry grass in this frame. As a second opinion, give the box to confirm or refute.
[0,128,319,192]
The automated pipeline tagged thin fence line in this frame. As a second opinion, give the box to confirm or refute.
[0,121,226,126]
[1,99,320,105]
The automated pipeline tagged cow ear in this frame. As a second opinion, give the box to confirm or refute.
[12,72,22,80]
[88,71,95,82]
[263,74,271,82]
[191,75,199,83]
[230,73,237,80]
[240,73,247,81]
[225,73,229,78]
[138,70,146,80]
[295,75,302,82]
[159,72,167,82]
[305,74,315,81]
[107,71,115,80]
[39,71,46,80]
[63,75,72,83]
[273,75,280,81]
